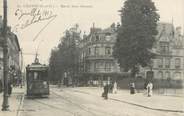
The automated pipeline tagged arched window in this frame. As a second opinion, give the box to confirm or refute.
[105,47,111,55]
[165,71,170,79]
[157,71,163,79]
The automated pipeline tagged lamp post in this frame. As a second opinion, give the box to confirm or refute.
[2,0,9,111]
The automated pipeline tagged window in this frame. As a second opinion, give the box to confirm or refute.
[158,58,163,68]
[165,72,170,79]
[160,42,169,54]
[86,62,91,72]
[95,46,100,56]
[175,58,181,68]
[105,62,111,72]
[82,51,86,58]
[105,47,111,55]
[96,35,100,41]
[165,58,170,68]
[158,71,163,79]
[33,72,38,80]
[88,48,91,55]
[105,33,111,36]
[95,62,102,72]
[174,72,181,79]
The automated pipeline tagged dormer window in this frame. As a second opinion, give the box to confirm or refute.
[96,35,100,41]
[159,42,169,54]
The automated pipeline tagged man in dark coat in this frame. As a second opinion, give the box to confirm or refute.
[130,82,135,94]
[102,84,109,99]
[0,79,2,92]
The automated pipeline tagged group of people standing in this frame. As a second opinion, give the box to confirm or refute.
[129,81,153,97]
[102,81,153,100]
[102,81,118,99]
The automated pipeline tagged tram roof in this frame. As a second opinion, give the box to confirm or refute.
[26,63,48,71]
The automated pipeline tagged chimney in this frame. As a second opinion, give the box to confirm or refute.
[93,22,95,28]
[176,26,181,36]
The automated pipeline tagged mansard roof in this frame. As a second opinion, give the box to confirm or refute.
[156,22,184,49]
[157,22,174,42]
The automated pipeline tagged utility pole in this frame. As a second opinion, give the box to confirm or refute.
[2,0,9,111]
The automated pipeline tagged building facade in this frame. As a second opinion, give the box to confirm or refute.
[79,24,121,85]
[79,23,184,87]
[140,23,184,87]
[0,16,21,87]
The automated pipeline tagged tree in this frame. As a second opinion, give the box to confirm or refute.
[113,0,160,78]
[49,48,61,81]
[49,25,81,83]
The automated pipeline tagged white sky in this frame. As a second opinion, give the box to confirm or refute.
[0,0,184,66]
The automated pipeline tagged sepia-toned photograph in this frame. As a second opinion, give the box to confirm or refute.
[0,0,184,116]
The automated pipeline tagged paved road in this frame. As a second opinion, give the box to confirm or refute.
[20,87,183,116]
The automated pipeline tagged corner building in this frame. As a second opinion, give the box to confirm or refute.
[79,25,122,86]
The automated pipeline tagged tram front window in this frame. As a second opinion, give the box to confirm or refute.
[34,72,38,80]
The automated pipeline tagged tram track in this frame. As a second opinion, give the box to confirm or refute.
[27,90,113,116]
[33,98,75,115]
[49,89,119,116]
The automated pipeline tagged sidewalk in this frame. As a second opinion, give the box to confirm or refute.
[0,87,25,116]
[72,87,184,113]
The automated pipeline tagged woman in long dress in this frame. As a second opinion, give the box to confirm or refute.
[147,82,153,97]
[113,81,117,94]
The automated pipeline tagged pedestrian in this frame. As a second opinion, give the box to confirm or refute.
[143,82,148,95]
[146,82,153,97]
[109,82,113,93]
[8,77,13,96]
[8,66,14,96]
[130,82,135,94]
[0,79,2,92]
[113,81,117,94]
[102,84,109,99]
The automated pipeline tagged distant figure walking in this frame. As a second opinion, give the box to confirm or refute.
[8,77,12,96]
[146,82,153,97]
[102,84,109,99]
[130,82,135,94]
[113,81,117,94]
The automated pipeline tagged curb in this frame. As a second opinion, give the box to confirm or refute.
[73,89,184,113]
[16,92,25,116]
[109,98,184,113]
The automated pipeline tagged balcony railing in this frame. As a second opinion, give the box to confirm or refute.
[156,50,172,55]
[95,68,112,72]
[85,55,114,60]
[175,65,181,69]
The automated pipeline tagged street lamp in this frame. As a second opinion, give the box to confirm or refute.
[2,0,9,111]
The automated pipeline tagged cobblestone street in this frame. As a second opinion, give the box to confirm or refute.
[19,86,184,116]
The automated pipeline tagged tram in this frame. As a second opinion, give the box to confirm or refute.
[26,57,49,96]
